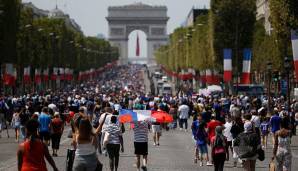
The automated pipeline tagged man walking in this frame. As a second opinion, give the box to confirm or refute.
[133,120,149,171]
[38,107,52,145]
[178,100,190,131]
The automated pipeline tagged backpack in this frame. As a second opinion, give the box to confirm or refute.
[213,135,226,155]
[233,132,258,159]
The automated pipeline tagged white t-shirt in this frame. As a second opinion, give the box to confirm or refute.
[99,113,113,132]
[178,105,189,119]
[251,115,261,128]
[223,122,233,141]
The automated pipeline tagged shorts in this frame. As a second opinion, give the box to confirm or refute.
[198,144,208,154]
[152,125,161,133]
[39,131,51,141]
[134,142,148,155]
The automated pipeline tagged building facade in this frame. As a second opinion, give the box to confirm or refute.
[256,0,272,35]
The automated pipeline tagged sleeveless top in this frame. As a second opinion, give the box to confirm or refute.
[21,140,47,171]
[277,136,291,154]
[75,142,96,156]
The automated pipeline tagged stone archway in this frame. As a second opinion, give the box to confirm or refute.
[106,2,169,65]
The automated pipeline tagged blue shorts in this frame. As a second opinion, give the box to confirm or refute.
[198,144,208,154]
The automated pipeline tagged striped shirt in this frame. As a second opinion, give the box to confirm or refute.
[105,123,122,144]
[133,121,149,142]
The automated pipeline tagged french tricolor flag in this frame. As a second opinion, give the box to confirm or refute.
[223,49,232,82]
[119,109,138,123]
[241,48,252,84]
[291,30,298,82]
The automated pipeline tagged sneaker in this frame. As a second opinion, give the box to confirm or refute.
[199,161,203,166]
[206,162,213,166]
[153,143,156,146]
[157,143,160,146]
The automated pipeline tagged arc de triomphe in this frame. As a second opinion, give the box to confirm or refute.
[106,3,169,65]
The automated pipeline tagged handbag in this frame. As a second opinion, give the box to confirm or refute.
[257,148,265,161]
[269,160,276,171]
[66,149,76,171]
[95,160,103,171]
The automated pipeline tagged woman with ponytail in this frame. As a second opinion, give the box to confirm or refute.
[211,126,228,171]
[17,119,58,171]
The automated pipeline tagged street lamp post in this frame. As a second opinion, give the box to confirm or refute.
[284,57,291,112]
[267,61,272,115]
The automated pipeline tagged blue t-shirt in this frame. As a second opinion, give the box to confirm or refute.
[270,115,281,133]
[192,120,200,136]
[38,113,51,132]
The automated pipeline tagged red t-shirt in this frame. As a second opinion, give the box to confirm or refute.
[51,118,63,134]
[207,120,222,141]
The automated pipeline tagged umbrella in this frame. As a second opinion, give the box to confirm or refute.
[151,111,173,123]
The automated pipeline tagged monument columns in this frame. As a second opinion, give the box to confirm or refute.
[106,3,169,65]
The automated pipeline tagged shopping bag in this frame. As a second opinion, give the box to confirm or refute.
[66,149,75,171]
[269,160,276,171]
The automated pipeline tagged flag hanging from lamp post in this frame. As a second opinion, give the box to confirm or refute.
[136,33,140,57]
[223,49,232,82]
[241,48,252,84]
[291,30,298,82]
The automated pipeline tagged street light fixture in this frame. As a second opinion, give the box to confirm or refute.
[267,61,272,115]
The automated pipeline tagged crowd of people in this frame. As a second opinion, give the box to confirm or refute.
[0,64,297,171]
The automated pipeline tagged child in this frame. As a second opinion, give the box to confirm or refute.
[260,117,270,149]
[195,122,210,166]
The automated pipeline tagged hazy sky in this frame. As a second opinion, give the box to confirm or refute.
[23,0,210,57]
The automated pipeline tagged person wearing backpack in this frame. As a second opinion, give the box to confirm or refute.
[211,126,228,171]
[234,122,260,171]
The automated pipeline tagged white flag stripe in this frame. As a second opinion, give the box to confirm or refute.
[242,60,251,73]
[224,59,232,70]
[133,110,151,121]
[292,39,298,60]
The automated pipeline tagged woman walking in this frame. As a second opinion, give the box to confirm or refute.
[105,116,124,171]
[273,120,292,171]
[17,119,58,171]
[73,118,100,171]
[51,112,64,156]
[12,108,21,142]
[211,126,228,171]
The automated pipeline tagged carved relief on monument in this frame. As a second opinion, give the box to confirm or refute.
[110,28,125,36]
[153,44,162,51]
[126,25,149,36]
[151,28,165,35]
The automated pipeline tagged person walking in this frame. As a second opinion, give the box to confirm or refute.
[12,108,21,142]
[50,112,64,157]
[104,116,124,171]
[211,126,228,171]
[195,121,210,166]
[73,118,100,171]
[270,109,282,147]
[133,120,149,171]
[178,101,189,131]
[260,117,270,149]
[234,122,260,171]
[38,107,52,145]
[273,120,292,171]
[17,119,58,171]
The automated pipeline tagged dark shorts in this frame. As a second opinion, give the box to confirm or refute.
[134,142,148,156]
[39,131,51,141]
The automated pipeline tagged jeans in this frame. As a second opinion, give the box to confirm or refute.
[20,125,26,140]
[213,153,226,171]
[179,119,188,129]
[73,153,98,171]
[51,133,62,149]
[107,144,120,171]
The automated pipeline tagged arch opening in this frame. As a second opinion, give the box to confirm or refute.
[128,30,147,64]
